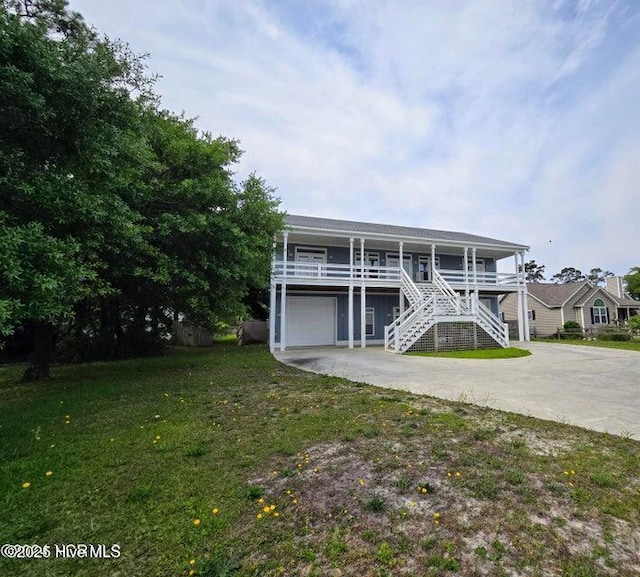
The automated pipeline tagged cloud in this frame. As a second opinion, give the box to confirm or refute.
[71,0,640,276]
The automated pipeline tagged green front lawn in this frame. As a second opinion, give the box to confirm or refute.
[1,345,639,576]
[407,347,531,359]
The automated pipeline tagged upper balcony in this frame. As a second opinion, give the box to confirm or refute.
[272,262,521,291]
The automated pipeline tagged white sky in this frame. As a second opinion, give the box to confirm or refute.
[69,0,640,278]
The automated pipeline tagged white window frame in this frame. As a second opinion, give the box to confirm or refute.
[593,299,607,325]
[294,246,327,263]
[528,310,535,321]
[355,251,380,266]
[467,257,486,272]
[365,307,375,336]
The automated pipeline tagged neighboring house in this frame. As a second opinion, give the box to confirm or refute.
[270,215,530,353]
[500,279,639,337]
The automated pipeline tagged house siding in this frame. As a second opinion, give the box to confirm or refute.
[579,291,619,330]
[500,293,561,337]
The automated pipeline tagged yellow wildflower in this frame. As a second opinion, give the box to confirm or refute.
[211,508,219,515]
[359,479,365,486]
[269,504,276,511]
[292,499,298,505]
[45,471,53,477]
[257,513,263,520]
[189,559,196,566]
[258,497,264,504]
[193,519,201,526]
[263,506,270,513]
[21,482,31,489]
[273,512,280,517]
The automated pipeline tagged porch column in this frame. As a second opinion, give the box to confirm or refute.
[398,241,405,316]
[472,247,478,295]
[361,285,367,348]
[279,232,289,351]
[269,281,276,353]
[349,237,354,281]
[279,281,287,351]
[349,237,354,349]
[282,232,289,277]
[348,286,354,349]
[360,238,366,348]
[515,252,524,342]
[463,247,469,304]
[431,244,436,279]
[520,251,530,341]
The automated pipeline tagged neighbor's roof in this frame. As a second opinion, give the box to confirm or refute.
[527,282,591,307]
[284,214,529,250]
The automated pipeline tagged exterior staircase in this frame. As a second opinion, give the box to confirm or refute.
[384,269,509,353]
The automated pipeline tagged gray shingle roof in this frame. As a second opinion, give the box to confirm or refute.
[285,214,528,249]
[527,282,590,307]
[528,282,640,308]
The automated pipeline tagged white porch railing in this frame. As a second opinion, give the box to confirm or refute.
[436,268,519,287]
[272,261,401,282]
[272,261,519,289]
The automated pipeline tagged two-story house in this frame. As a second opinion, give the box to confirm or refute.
[270,215,530,353]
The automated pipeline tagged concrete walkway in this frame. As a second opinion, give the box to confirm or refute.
[274,342,640,438]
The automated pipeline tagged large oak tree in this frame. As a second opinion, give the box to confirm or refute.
[0,0,283,379]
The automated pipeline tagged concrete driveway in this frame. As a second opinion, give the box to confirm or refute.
[274,342,640,438]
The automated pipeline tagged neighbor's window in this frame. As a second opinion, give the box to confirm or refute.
[592,299,607,324]
[528,310,536,321]
[365,307,375,336]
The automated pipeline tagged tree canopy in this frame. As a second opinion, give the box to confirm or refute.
[624,267,640,300]
[0,0,283,378]
[522,260,545,283]
[551,267,586,284]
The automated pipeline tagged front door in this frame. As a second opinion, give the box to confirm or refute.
[418,256,439,282]
[295,248,327,276]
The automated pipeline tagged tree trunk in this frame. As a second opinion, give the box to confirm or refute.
[21,321,54,382]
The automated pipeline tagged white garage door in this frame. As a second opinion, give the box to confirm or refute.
[286,297,336,347]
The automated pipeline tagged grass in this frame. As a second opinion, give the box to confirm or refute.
[1,344,639,576]
[407,347,531,359]
[536,338,640,352]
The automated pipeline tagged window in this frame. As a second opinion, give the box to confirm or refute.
[392,306,401,322]
[355,251,380,266]
[365,307,375,336]
[592,298,608,324]
[528,310,536,321]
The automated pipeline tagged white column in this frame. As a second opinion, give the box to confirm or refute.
[516,252,524,342]
[349,237,354,280]
[464,246,469,303]
[279,232,289,351]
[349,237,354,349]
[348,286,354,349]
[282,232,289,278]
[279,281,287,351]
[520,252,530,341]
[361,285,367,348]
[398,240,404,316]
[431,243,436,280]
[269,281,276,352]
[472,247,478,296]
[360,238,366,348]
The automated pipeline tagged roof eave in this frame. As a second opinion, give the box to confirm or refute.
[284,223,529,253]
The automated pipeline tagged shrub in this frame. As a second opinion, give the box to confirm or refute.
[562,321,583,339]
[598,332,631,342]
[627,315,640,336]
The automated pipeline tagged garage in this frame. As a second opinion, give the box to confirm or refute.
[285,296,336,347]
